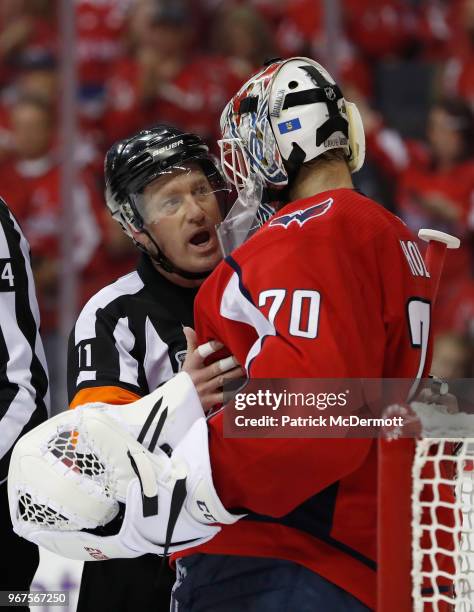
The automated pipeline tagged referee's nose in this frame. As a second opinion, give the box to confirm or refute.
[183,194,207,223]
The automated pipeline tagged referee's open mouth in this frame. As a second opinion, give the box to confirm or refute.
[188,228,216,252]
[190,230,210,245]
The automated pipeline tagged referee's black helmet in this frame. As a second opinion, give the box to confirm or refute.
[104,125,229,236]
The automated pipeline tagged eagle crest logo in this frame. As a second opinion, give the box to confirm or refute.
[269,198,333,229]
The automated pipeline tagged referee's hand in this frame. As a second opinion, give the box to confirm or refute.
[182,327,245,411]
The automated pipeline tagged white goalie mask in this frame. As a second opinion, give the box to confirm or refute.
[218,56,365,193]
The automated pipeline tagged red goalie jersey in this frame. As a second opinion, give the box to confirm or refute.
[180,188,434,609]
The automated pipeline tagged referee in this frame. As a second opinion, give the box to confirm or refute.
[0,198,49,608]
[67,126,244,612]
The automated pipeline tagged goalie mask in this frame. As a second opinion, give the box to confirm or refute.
[219,57,365,194]
[105,125,232,279]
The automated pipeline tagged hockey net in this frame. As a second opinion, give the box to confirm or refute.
[379,435,474,611]
[412,439,474,611]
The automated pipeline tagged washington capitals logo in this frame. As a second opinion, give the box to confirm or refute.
[269,198,333,229]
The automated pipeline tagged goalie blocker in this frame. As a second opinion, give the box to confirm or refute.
[8,372,243,561]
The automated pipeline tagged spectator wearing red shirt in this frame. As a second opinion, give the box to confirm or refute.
[0,50,103,189]
[275,0,325,58]
[0,0,56,89]
[104,0,243,151]
[442,0,474,110]
[434,280,474,338]
[0,51,58,165]
[416,0,453,61]
[76,0,128,88]
[210,4,274,82]
[75,0,129,142]
[343,92,474,337]
[275,0,373,102]
[343,0,418,61]
[0,95,103,412]
[396,99,474,330]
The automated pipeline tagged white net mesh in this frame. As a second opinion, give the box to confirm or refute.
[17,490,77,530]
[14,420,118,531]
[47,429,108,483]
[412,438,474,611]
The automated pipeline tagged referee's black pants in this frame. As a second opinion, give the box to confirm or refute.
[77,556,175,612]
[0,482,39,612]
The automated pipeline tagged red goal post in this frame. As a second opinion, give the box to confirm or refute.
[378,438,414,610]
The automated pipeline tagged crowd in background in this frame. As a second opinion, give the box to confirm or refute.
[0,0,472,408]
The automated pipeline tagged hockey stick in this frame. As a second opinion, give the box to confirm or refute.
[418,229,460,400]
[404,230,461,402]
[418,229,460,306]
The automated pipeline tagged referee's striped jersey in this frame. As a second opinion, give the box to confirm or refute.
[68,253,198,407]
[0,199,49,483]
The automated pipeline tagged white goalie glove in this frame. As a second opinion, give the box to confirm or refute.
[8,372,243,561]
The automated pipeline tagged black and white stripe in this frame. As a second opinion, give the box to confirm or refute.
[0,199,49,483]
[68,254,196,404]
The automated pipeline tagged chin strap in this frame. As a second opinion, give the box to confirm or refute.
[141,228,213,281]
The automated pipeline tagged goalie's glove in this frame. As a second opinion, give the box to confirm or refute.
[8,399,243,561]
